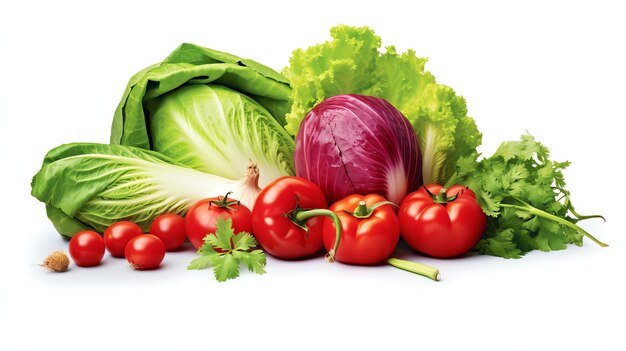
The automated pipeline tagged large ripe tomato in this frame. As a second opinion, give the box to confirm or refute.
[398,184,487,258]
[251,176,340,260]
[68,230,105,267]
[185,193,252,249]
[104,221,143,258]
[150,214,186,251]
[323,194,399,265]
[125,234,166,270]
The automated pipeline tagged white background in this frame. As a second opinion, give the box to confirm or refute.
[1,0,624,350]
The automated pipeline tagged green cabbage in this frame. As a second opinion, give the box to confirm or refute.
[110,43,295,186]
[31,143,256,237]
[146,84,295,186]
[283,25,482,185]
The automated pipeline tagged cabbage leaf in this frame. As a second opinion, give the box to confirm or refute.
[110,43,295,185]
[31,143,248,237]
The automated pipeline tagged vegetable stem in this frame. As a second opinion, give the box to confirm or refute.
[387,258,440,281]
[355,201,368,217]
[344,200,398,219]
[424,186,459,204]
[292,209,342,263]
[436,188,449,203]
[500,201,608,247]
[209,191,240,210]
[553,187,606,222]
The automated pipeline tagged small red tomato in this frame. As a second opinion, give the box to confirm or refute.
[186,193,252,250]
[104,221,143,258]
[150,214,186,251]
[125,234,166,270]
[68,230,105,267]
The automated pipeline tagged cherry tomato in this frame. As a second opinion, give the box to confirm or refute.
[186,193,252,250]
[150,214,186,251]
[323,194,399,265]
[252,176,340,260]
[104,221,143,258]
[399,184,487,258]
[68,230,105,267]
[124,234,166,270]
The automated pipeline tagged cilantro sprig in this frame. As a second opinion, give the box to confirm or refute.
[187,217,267,282]
[447,134,607,258]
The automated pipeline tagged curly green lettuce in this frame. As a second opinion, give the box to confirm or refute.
[283,25,481,185]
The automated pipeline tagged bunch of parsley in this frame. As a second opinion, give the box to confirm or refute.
[447,134,606,258]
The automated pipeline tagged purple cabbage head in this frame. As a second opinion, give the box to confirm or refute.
[295,94,422,204]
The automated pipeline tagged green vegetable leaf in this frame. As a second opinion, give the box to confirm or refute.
[30,143,243,237]
[474,228,523,259]
[231,232,258,252]
[208,217,235,252]
[110,43,295,188]
[451,134,606,258]
[493,135,543,162]
[213,254,240,282]
[233,250,267,275]
[144,84,295,186]
[187,254,217,270]
[534,220,568,252]
[188,217,267,282]
[111,42,292,149]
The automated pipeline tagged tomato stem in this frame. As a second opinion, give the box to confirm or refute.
[355,201,368,216]
[424,186,459,204]
[291,209,342,263]
[209,191,240,210]
[344,200,398,219]
[387,258,440,281]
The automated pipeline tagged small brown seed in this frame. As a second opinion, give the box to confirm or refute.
[41,251,70,272]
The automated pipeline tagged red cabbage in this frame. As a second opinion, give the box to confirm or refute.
[295,94,422,204]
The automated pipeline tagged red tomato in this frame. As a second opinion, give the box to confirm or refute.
[68,230,105,267]
[150,214,186,251]
[104,221,143,258]
[398,184,487,258]
[252,176,339,259]
[125,234,166,270]
[323,194,399,265]
[185,193,252,250]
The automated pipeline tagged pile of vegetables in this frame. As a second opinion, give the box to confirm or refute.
[32,25,606,282]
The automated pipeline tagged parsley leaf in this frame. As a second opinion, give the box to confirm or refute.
[231,232,257,252]
[187,254,217,270]
[449,134,607,258]
[213,254,240,282]
[187,217,267,282]
[233,250,267,275]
